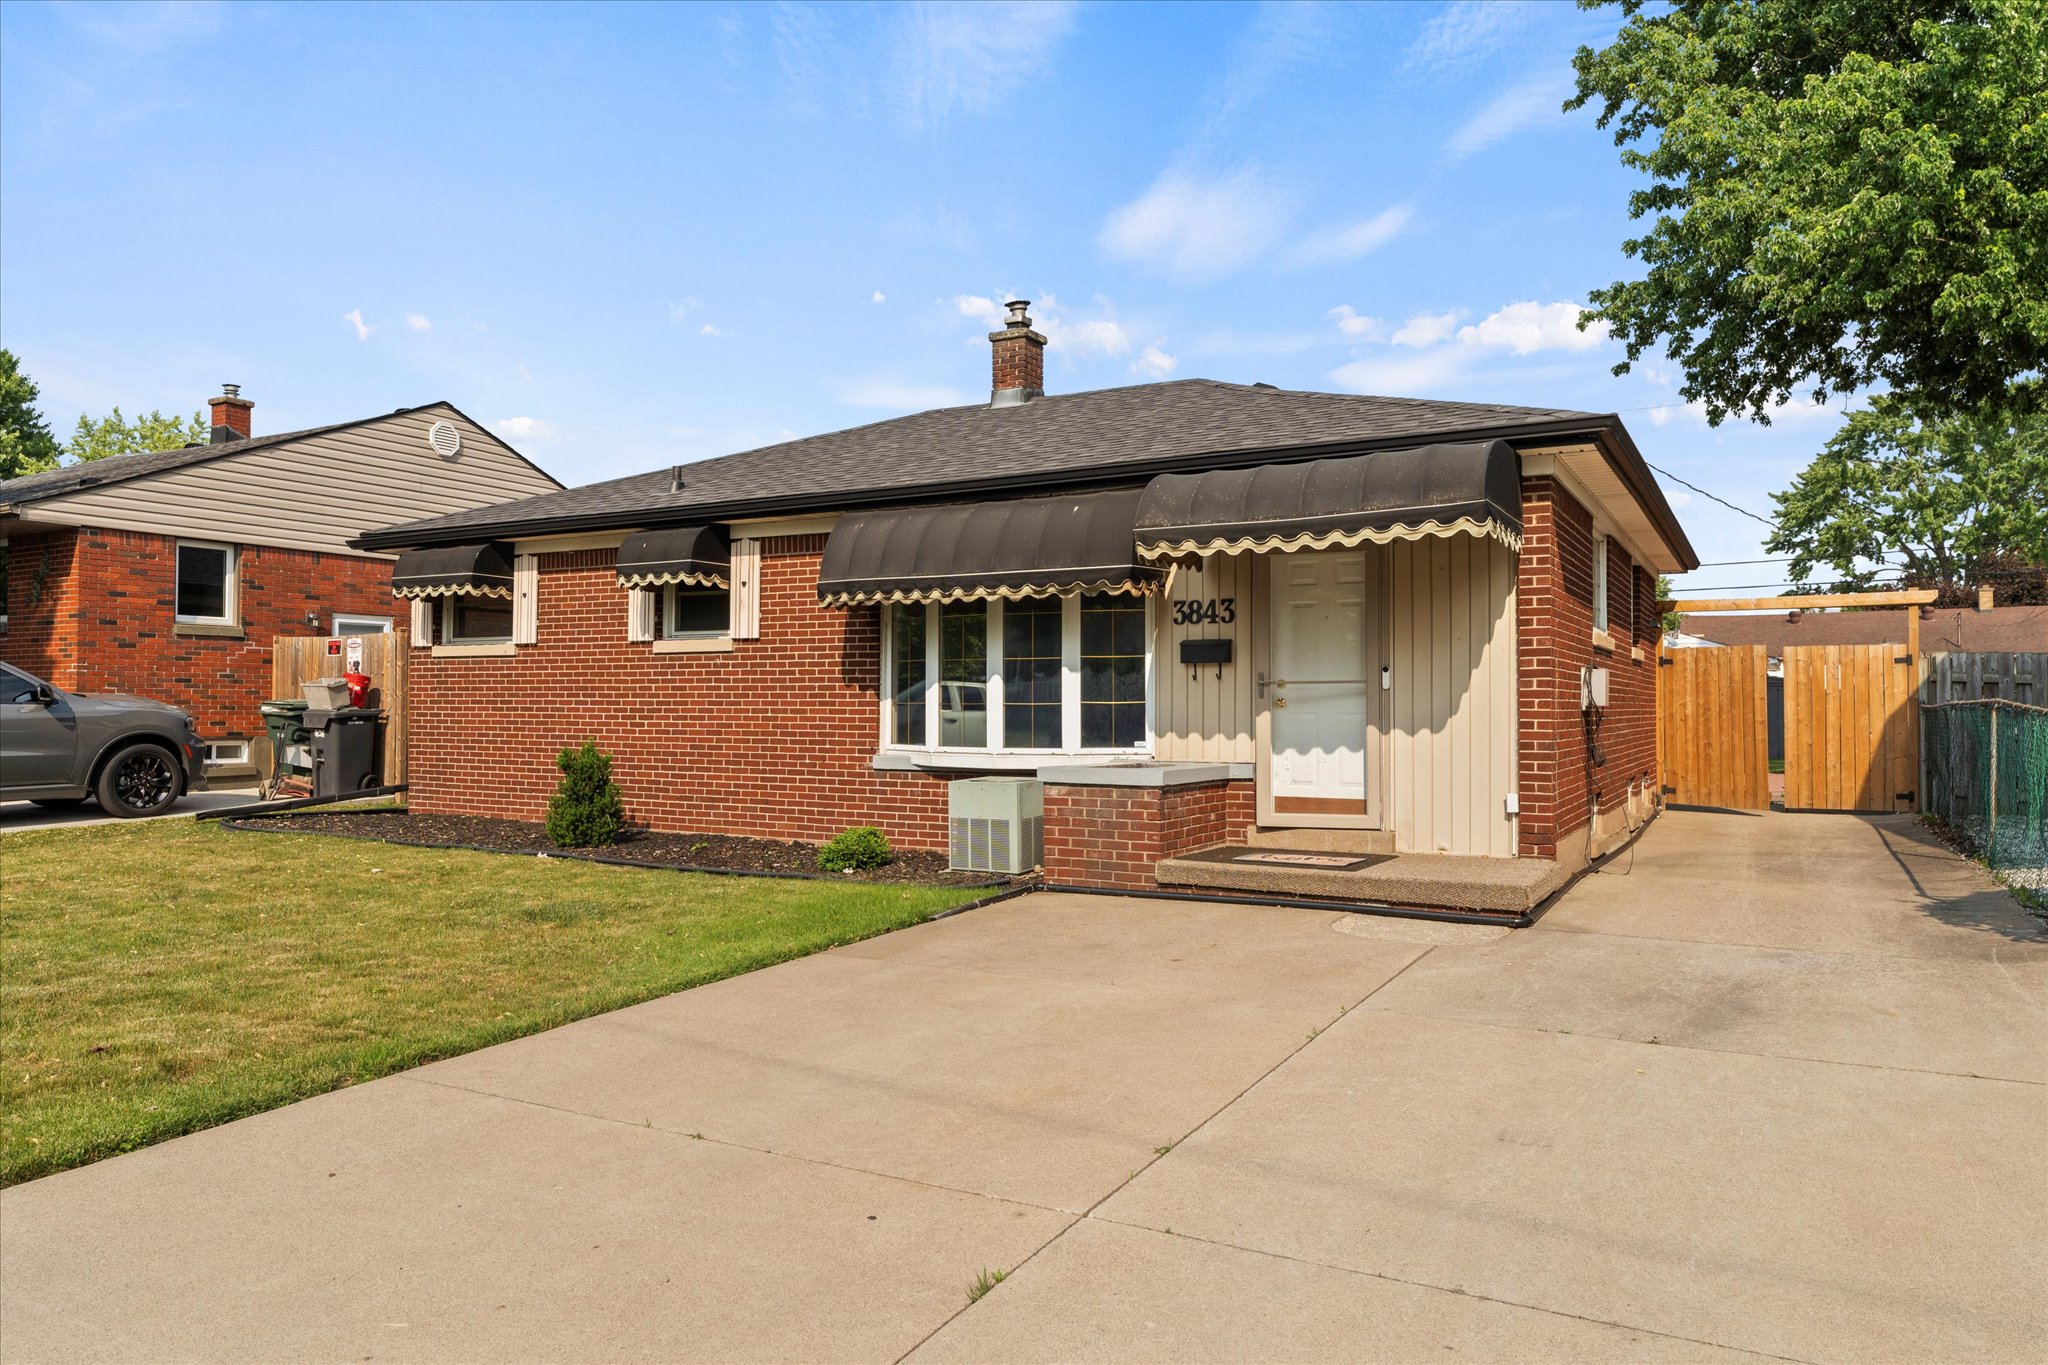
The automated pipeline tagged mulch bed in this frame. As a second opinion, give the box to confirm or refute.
[226,810,1019,889]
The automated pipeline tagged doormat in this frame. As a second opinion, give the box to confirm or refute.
[1180,846,1392,872]
[1234,851,1383,870]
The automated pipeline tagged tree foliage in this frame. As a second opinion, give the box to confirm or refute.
[1766,398,2048,606]
[0,349,61,480]
[1569,0,2048,424]
[67,407,208,464]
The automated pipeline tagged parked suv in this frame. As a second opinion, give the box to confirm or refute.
[0,664,207,817]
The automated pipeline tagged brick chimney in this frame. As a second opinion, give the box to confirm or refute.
[989,300,1046,407]
[1978,584,1995,611]
[209,384,253,444]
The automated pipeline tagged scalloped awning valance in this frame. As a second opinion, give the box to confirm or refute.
[616,525,731,589]
[390,542,515,599]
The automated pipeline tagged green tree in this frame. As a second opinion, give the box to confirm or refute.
[1568,1,2048,425]
[1765,398,2048,606]
[1655,575,1682,635]
[0,349,61,479]
[66,407,208,463]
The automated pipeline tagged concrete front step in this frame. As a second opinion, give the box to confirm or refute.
[1243,826,1397,855]
[1157,848,1568,916]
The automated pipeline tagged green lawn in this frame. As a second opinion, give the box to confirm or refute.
[0,819,983,1186]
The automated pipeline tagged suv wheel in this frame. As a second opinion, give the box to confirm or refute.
[96,745,181,818]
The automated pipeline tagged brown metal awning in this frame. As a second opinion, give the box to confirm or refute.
[818,489,1162,607]
[616,525,730,588]
[1133,440,1523,560]
[390,542,514,599]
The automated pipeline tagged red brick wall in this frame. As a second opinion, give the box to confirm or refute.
[407,538,958,849]
[1514,478,1660,859]
[0,526,395,743]
[1040,779,1252,890]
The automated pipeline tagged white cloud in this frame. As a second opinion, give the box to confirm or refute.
[1448,76,1572,160]
[405,313,432,332]
[1131,346,1177,380]
[1403,1,1541,74]
[1047,317,1130,357]
[1331,348,1479,396]
[872,290,886,303]
[493,416,558,443]
[700,323,723,337]
[1666,490,1695,510]
[1456,300,1606,354]
[342,309,369,341]
[1329,305,1383,339]
[1099,170,1291,281]
[1289,204,1413,267]
[829,376,974,410]
[953,293,1007,329]
[888,1,1076,128]
[668,297,703,321]
[1391,310,1463,348]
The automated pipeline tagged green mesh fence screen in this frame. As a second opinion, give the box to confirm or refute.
[1922,700,2048,910]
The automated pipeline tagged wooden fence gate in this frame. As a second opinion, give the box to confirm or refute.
[1657,644,1771,810]
[269,631,409,782]
[1782,643,1915,812]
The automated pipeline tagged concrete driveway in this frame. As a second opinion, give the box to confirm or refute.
[0,786,259,832]
[4,811,2044,1363]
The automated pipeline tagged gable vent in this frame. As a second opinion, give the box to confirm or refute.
[428,420,462,459]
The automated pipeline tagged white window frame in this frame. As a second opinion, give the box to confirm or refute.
[880,593,1153,763]
[332,614,392,635]
[443,595,514,645]
[1591,533,1610,634]
[203,740,250,768]
[174,539,238,625]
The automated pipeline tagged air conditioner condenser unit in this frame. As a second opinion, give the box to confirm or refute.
[948,777,1044,875]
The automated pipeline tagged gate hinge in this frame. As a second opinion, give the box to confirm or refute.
[1658,656,1673,667]
[1896,791,1916,802]
[1894,655,1911,664]
[1661,784,1676,796]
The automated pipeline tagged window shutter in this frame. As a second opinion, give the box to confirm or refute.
[731,537,761,640]
[627,587,656,643]
[1592,535,1609,632]
[410,598,433,646]
[511,554,539,645]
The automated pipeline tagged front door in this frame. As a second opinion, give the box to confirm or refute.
[1259,550,1379,826]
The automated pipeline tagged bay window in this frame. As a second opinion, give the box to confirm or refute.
[883,593,1151,756]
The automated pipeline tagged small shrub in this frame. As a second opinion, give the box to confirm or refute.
[817,826,891,873]
[546,741,626,849]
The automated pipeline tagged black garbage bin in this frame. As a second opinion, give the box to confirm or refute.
[303,707,384,796]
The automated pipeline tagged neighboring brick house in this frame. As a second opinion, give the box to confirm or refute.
[360,302,1696,909]
[0,391,560,774]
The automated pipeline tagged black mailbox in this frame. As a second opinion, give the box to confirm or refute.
[1179,639,1233,666]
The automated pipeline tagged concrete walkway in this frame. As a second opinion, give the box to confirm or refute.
[3,811,2044,1362]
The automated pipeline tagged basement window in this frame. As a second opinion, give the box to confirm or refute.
[203,740,250,768]
[883,594,1153,759]
[175,541,238,625]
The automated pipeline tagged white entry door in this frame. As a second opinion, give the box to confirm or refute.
[1261,550,1378,825]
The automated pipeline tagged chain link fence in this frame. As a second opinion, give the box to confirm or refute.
[1922,699,2048,910]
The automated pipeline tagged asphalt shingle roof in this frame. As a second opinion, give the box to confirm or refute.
[358,379,1604,548]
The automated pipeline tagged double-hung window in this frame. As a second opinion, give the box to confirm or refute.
[662,581,730,640]
[884,593,1152,756]
[445,596,513,644]
[1591,534,1610,634]
[175,541,237,624]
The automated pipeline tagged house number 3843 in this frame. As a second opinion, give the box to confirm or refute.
[1171,597,1236,625]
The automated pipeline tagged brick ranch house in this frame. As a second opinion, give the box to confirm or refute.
[359,303,1697,911]
[1,390,560,775]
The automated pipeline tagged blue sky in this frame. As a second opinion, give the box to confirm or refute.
[0,0,1856,592]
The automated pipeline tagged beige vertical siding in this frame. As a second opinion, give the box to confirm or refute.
[1384,535,1519,857]
[1153,553,1255,762]
[20,407,560,557]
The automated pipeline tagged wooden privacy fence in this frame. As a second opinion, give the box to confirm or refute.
[1657,644,1771,811]
[269,631,408,782]
[1924,652,2046,706]
[1782,643,1916,813]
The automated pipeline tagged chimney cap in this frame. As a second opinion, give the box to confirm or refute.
[220,382,241,398]
[1003,299,1031,327]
